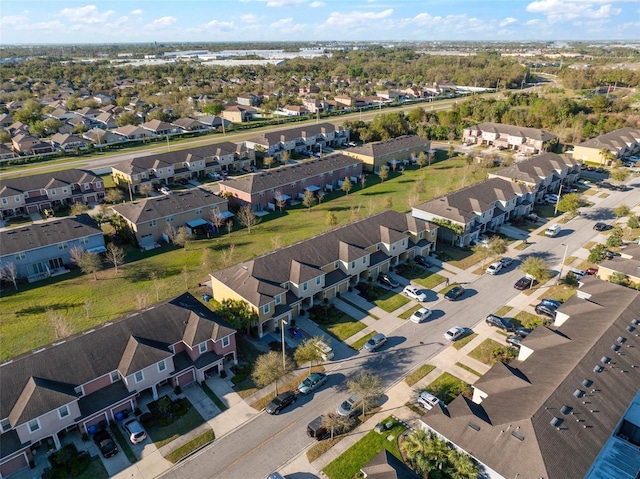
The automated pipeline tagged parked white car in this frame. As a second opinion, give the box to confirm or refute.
[410,307,432,324]
[417,391,441,410]
[160,186,172,195]
[443,326,466,341]
[486,262,503,275]
[403,285,427,302]
[545,224,561,237]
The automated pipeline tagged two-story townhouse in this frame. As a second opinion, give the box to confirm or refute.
[302,99,329,114]
[573,127,640,164]
[11,134,54,156]
[217,154,363,212]
[0,169,104,219]
[419,278,640,479]
[111,154,180,192]
[111,188,229,249]
[49,133,91,153]
[221,105,257,123]
[209,210,437,337]
[463,122,558,154]
[236,93,260,107]
[0,293,236,478]
[344,135,431,173]
[189,141,255,173]
[596,244,640,284]
[412,178,534,247]
[0,214,106,283]
[244,122,349,161]
[488,152,580,203]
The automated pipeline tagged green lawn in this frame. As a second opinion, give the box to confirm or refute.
[468,339,504,365]
[147,406,207,448]
[396,266,447,290]
[1,156,498,360]
[494,305,513,316]
[423,373,471,405]
[76,457,109,479]
[455,362,483,377]
[351,331,377,351]
[321,313,366,342]
[165,430,215,463]
[372,291,410,313]
[405,364,436,386]
[323,418,406,479]
[452,333,478,350]
[399,304,422,320]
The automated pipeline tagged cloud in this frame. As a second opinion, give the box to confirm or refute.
[500,17,517,27]
[526,0,621,23]
[241,14,259,23]
[147,16,177,29]
[0,15,28,27]
[266,0,305,7]
[131,9,143,15]
[58,5,114,24]
[270,17,305,32]
[205,19,235,30]
[525,19,541,25]
[309,1,325,7]
[325,8,393,27]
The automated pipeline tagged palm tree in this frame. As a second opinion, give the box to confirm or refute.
[446,449,479,479]
[401,429,431,475]
[426,434,451,472]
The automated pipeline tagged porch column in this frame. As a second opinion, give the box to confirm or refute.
[152,384,158,400]
[52,433,61,450]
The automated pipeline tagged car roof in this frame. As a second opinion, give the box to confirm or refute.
[372,333,385,341]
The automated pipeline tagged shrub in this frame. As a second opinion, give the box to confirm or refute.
[69,452,90,476]
[174,385,182,395]
[220,370,227,378]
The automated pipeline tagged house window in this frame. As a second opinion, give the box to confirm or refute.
[195,208,202,215]
[134,371,144,383]
[351,261,355,269]
[157,360,167,372]
[275,294,281,305]
[50,190,56,196]
[291,183,296,188]
[28,419,40,433]
[149,220,157,227]
[392,245,396,251]
[335,261,339,269]
[1,198,6,204]
[402,239,406,246]
[133,175,139,181]
[302,282,308,291]
[167,216,174,222]
[80,237,89,245]
[110,371,120,383]
[58,242,68,250]
[14,195,21,202]
[263,303,270,314]
[168,345,174,353]
[74,386,83,395]
[222,336,230,348]
[0,418,10,433]
[362,257,366,264]
[315,277,321,286]
[62,188,68,194]
[84,183,90,190]
[199,342,207,354]
[15,252,26,260]
[58,405,70,419]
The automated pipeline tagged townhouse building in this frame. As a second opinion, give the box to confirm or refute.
[110,142,254,192]
[243,122,349,161]
[419,278,640,479]
[11,134,54,156]
[573,127,640,164]
[0,214,106,282]
[344,135,431,173]
[217,154,363,212]
[209,210,437,337]
[0,293,236,478]
[412,178,534,247]
[596,244,640,284]
[0,169,104,219]
[463,122,558,154]
[488,152,580,203]
[111,188,229,249]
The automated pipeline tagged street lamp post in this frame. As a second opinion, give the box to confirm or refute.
[554,184,564,216]
[557,243,569,284]
[280,318,288,370]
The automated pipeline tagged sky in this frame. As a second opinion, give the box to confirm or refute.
[1,0,640,45]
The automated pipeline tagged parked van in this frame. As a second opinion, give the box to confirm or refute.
[545,224,561,237]
[315,340,334,361]
[306,416,330,441]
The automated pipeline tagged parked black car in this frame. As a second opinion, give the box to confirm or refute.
[515,327,532,338]
[605,250,621,260]
[414,255,431,268]
[593,222,609,231]
[93,429,119,458]
[539,298,562,309]
[485,314,516,332]
[514,276,536,290]
[377,273,399,289]
[444,285,465,301]
[535,303,557,319]
[506,335,523,349]
[265,391,297,415]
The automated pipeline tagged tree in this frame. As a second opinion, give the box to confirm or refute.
[471,243,492,269]
[613,204,631,218]
[105,244,125,274]
[447,144,455,159]
[384,196,393,209]
[588,243,608,263]
[104,188,124,204]
[346,371,383,417]
[210,208,225,233]
[139,183,153,197]
[610,168,630,183]
[341,177,352,195]
[610,271,630,286]
[598,148,614,165]
[0,262,19,290]
[417,151,427,168]
[226,220,233,235]
[116,112,139,127]
[428,149,436,167]
[281,150,290,163]
[520,255,550,286]
[316,189,325,204]
[164,223,177,244]
[173,226,190,248]
[401,429,432,476]
[252,351,294,395]
[628,215,639,229]
[70,202,86,216]
[263,156,275,169]
[47,308,72,340]
[274,190,287,211]
[69,246,102,280]
[202,103,224,115]
[360,173,367,189]
[302,189,316,212]
[217,298,258,332]
[488,236,507,259]
[149,271,162,301]
[294,337,324,374]
[556,193,581,216]
[378,165,389,182]
[237,204,260,233]
[221,243,236,268]
[606,226,624,248]
[326,211,338,227]
[321,413,351,440]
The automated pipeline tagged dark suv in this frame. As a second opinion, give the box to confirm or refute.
[535,303,557,319]
[93,429,119,458]
[485,314,516,332]
[265,391,297,415]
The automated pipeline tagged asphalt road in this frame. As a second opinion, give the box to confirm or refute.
[159,179,639,479]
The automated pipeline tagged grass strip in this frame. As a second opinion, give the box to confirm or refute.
[110,426,136,463]
[455,362,483,377]
[494,305,513,316]
[337,297,380,320]
[164,429,215,463]
[468,339,504,365]
[452,333,477,350]
[423,372,471,405]
[320,314,367,342]
[251,366,325,411]
[201,382,228,411]
[372,291,410,313]
[398,304,422,320]
[350,331,377,351]
[405,364,436,387]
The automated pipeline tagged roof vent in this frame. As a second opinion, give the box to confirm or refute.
[550,417,563,428]
[467,422,480,431]
[560,405,572,415]
[594,365,604,373]
[574,389,585,398]
[601,356,611,364]
[511,431,525,441]
[582,379,592,387]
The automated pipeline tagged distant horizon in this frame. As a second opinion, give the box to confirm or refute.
[2,0,640,44]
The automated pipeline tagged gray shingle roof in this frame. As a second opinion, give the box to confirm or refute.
[348,135,429,157]
[491,152,579,185]
[111,188,226,224]
[0,214,102,257]
[421,279,640,479]
[0,169,101,197]
[467,122,557,142]
[577,127,640,152]
[0,293,235,425]
[245,122,344,146]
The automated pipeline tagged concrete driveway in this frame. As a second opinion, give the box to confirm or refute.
[89,435,132,476]
[182,382,221,421]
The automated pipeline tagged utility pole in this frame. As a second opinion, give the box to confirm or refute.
[557,243,569,284]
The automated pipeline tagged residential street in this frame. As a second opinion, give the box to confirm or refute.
[156,179,639,479]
